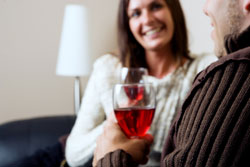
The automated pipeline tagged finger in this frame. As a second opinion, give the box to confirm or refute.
[96,134,101,144]
[107,112,117,123]
[135,135,153,157]
[132,138,151,156]
[92,158,97,167]
[105,119,121,131]
[103,121,118,134]
[93,150,97,167]
[141,134,154,145]
[103,120,108,130]
[144,143,150,155]
[141,156,149,165]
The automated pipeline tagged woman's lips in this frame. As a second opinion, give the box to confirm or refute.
[144,27,162,36]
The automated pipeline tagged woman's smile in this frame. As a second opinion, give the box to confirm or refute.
[143,26,164,37]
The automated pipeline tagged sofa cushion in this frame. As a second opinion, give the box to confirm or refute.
[0,115,75,167]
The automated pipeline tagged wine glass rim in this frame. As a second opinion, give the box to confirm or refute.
[121,67,148,72]
[114,83,153,87]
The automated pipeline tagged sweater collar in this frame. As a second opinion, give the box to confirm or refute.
[224,26,250,54]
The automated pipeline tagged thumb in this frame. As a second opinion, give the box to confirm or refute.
[141,134,154,145]
[107,112,117,123]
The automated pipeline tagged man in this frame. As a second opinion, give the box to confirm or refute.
[93,0,250,166]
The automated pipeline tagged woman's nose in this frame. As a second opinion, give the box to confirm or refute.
[141,11,154,24]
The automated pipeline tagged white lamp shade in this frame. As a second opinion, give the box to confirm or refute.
[56,4,91,77]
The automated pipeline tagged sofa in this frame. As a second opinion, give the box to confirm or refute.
[0,115,76,167]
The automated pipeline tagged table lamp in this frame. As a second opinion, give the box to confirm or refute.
[56,4,91,115]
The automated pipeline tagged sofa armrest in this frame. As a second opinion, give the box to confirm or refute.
[0,115,76,167]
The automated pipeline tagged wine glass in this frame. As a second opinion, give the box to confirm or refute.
[120,67,148,84]
[113,83,155,138]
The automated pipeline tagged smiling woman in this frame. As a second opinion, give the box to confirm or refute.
[118,0,190,72]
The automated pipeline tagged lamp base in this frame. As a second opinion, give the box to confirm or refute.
[74,77,81,115]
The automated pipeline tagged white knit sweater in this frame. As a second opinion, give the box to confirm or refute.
[65,54,217,166]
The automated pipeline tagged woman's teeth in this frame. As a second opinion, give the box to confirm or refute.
[145,27,161,36]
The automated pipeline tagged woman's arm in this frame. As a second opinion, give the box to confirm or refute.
[65,66,106,166]
[65,54,121,167]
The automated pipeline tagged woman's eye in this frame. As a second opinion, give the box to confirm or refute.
[151,3,162,10]
[131,11,140,18]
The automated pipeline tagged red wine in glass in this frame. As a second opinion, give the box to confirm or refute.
[114,107,155,138]
[113,83,155,138]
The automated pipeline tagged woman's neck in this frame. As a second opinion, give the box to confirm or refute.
[145,48,180,79]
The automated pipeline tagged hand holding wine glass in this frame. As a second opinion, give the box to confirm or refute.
[93,117,154,166]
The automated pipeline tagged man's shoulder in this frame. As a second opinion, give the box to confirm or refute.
[221,46,250,63]
[195,46,250,84]
[184,47,250,106]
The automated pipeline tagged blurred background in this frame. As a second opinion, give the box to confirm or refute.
[0,0,213,124]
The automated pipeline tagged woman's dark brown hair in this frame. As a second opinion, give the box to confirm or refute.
[118,0,190,68]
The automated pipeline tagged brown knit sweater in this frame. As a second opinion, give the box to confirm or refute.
[97,27,250,167]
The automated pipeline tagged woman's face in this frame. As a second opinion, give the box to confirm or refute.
[127,0,174,52]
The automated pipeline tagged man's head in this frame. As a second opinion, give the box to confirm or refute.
[203,0,250,57]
